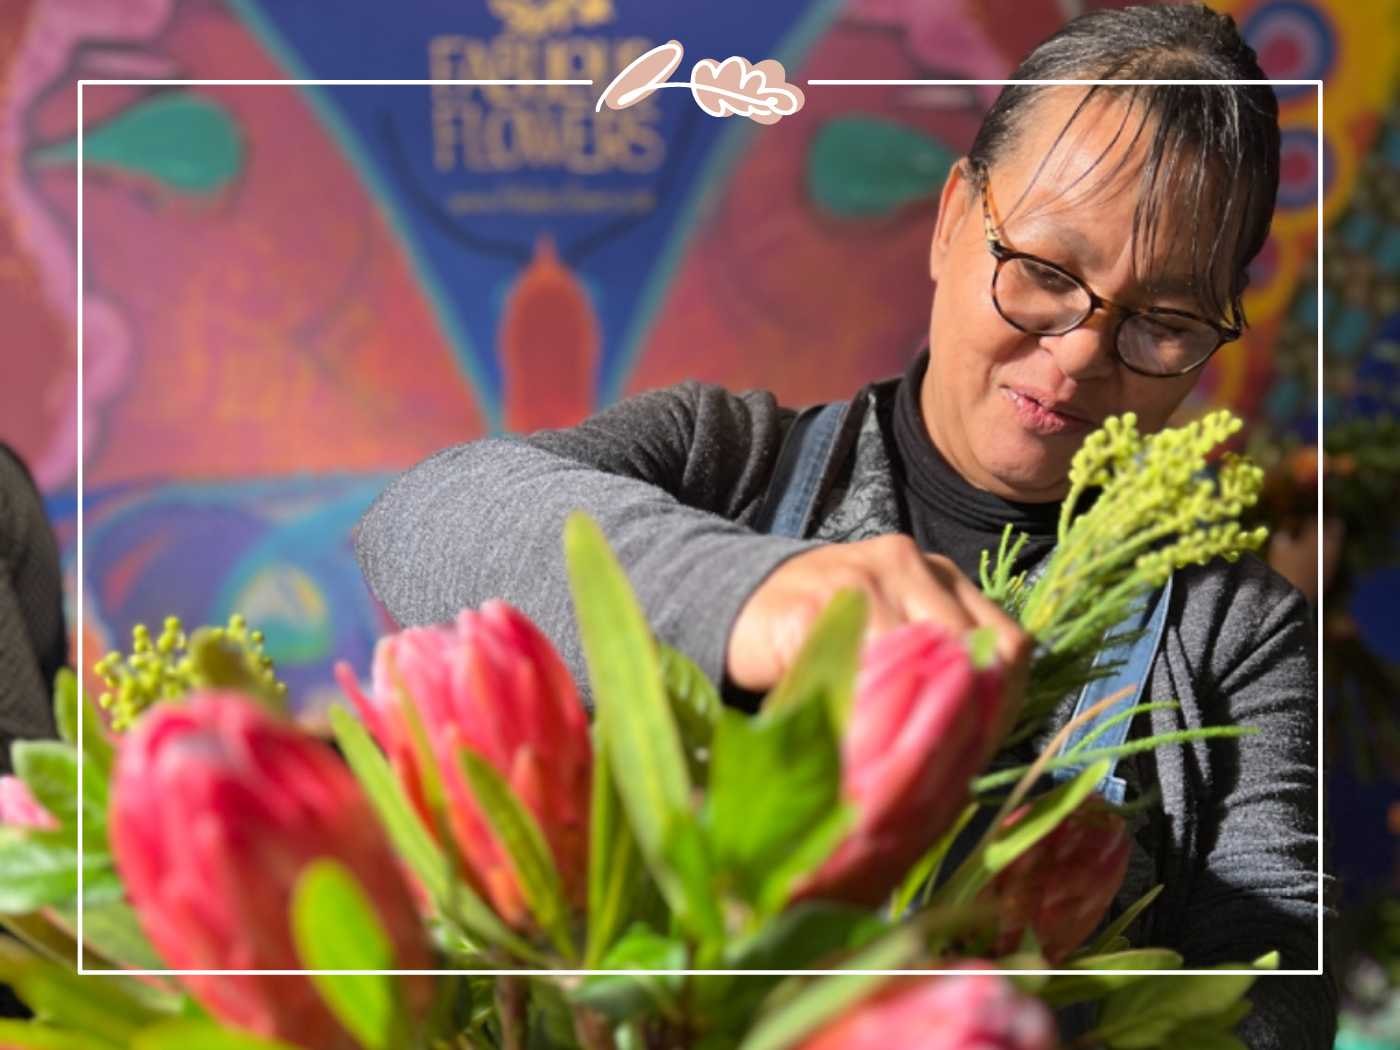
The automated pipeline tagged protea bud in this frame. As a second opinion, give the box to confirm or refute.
[979,796,1131,963]
[109,691,434,1050]
[796,971,1057,1050]
[335,600,591,930]
[795,623,1009,905]
[0,776,57,830]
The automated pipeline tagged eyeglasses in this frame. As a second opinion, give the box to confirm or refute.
[974,167,1241,378]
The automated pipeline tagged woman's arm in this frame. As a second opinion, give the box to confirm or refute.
[0,445,64,770]
[352,382,819,693]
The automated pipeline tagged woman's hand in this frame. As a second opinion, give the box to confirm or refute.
[726,534,1032,695]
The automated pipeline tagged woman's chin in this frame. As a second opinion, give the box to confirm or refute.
[977,448,1074,502]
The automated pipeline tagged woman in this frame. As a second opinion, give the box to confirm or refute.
[0,443,63,771]
[353,5,1331,1047]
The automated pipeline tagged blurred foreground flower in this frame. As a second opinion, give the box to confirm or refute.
[796,971,1057,1050]
[0,775,57,830]
[336,600,592,931]
[109,691,433,1049]
[980,796,1131,963]
[795,623,1009,906]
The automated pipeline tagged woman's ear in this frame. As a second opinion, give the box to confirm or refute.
[930,159,975,283]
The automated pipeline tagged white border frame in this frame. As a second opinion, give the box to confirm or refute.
[75,75,1325,979]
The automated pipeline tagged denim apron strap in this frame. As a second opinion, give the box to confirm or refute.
[753,400,850,539]
[1049,573,1175,804]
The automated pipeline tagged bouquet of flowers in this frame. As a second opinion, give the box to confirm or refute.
[0,412,1280,1050]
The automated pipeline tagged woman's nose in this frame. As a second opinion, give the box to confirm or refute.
[1041,312,1118,380]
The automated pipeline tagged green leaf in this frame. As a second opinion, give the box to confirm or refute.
[887,803,979,917]
[1081,884,1164,957]
[972,728,1256,793]
[1066,703,1180,757]
[563,514,692,904]
[1159,1001,1254,1050]
[657,642,721,781]
[585,718,644,968]
[0,829,86,913]
[0,939,169,1042]
[941,760,1109,905]
[0,1020,123,1050]
[0,831,127,915]
[1095,969,1260,1049]
[1039,949,1185,1007]
[725,902,886,971]
[761,590,866,731]
[79,682,115,782]
[1066,947,1184,971]
[327,705,534,961]
[736,924,924,1050]
[458,749,576,960]
[966,627,998,670]
[290,859,407,1050]
[11,740,109,855]
[706,701,842,906]
[661,815,724,953]
[572,923,687,1021]
[54,670,79,746]
[757,805,855,917]
[982,760,1108,874]
[53,901,165,971]
[13,742,80,828]
[132,1021,305,1050]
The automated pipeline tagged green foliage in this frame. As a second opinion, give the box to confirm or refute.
[131,1023,305,1050]
[565,513,704,939]
[572,923,687,1021]
[92,614,286,731]
[327,704,539,963]
[985,410,1269,729]
[1038,949,1186,1007]
[0,939,173,1043]
[735,923,928,1050]
[584,715,647,968]
[1085,956,1276,1049]
[459,750,577,960]
[939,761,1110,906]
[1078,884,1165,958]
[291,859,413,1050]
[704,700,845,913]
[657,642,722,783]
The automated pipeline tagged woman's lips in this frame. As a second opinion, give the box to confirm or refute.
[1001,387,1093,436]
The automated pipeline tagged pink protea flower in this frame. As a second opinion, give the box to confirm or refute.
[795,623,1010,906]
[979,796,1132,963]
[0,775,58,830]
[796,971,1057,1050]
[109,691,434,1050]
[336,600,592,931]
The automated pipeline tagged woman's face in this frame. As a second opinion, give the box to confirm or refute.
[924,90,1227,502]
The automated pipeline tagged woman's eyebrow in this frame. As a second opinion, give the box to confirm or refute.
[1024,218,1203,306]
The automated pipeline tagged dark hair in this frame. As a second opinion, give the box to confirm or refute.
[966,3,1280,329]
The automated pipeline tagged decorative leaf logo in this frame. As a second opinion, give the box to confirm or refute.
[595,41,805,126]
[597,39,685,111]
[690,56,804,125]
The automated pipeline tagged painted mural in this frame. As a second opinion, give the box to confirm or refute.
[1,0,1396,721]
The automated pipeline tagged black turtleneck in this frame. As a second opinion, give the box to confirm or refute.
[889,349,1063,580]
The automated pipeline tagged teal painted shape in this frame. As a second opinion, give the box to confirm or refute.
[807,116,955,219]
[32,92,243,195]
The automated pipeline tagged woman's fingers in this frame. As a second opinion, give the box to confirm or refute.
[726,535,1035,693]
